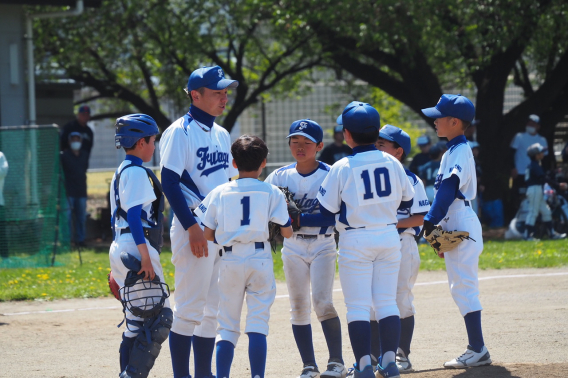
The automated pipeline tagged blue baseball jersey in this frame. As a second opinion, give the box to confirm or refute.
[195,179,290,246]
[317,146,414,232]
[265,162,334,235]
[159,114,238,210]
[397,169,430,236]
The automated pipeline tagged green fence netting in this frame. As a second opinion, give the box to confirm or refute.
[0,125,71,268]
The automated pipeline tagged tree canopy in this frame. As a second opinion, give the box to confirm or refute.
[33,0,321,131]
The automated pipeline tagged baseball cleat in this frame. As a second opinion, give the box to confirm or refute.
[443,345,492,368]
[375,362,400,378]
[395,349,414,373]
[298,364,320,378]
[321,361,347,378]
[550,232,567,240]
[350,364,375,378]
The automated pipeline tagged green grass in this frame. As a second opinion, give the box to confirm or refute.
[2,240,567,302]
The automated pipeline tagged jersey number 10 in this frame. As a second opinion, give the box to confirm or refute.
[361,168,391,199]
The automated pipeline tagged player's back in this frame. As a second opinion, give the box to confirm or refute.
[199,178,285,246]
[323,148,414,232]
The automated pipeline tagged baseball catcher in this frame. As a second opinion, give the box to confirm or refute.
[268,186,301,251]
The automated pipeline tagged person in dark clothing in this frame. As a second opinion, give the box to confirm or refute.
[61,132,89,246]
[318,116,352,165]
[523,143,567,241]
[408,135,431,175]
[60,105,94,156]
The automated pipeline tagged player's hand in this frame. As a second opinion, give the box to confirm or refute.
[422,219,435,236]
[559,182,568,191]
[511,168,518,179]
[138,254,156,281]
[188,224,208,258]
[437,251,445,259]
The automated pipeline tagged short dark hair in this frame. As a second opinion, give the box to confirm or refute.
[124,136,151,152]
[349,129,379,145]
[460,119,471,131]
[231,135,269,172]
[185,87,205,103]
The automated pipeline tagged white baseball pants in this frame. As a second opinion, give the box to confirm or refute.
[525,185,552,226]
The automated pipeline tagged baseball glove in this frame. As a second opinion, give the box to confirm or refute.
[268,186,302,252]
[424,226,476,255]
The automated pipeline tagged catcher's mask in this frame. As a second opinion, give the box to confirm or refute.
[118,252,170,321]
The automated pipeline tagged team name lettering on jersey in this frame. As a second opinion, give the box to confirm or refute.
[434,173,443,190]
[294,193,319,213]
[198,203,207,213]
[318,186,326,196]
[449,164,462,173]
[196,147,230,176]
[419,199,429,207]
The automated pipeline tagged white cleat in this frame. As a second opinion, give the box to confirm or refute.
[395,349,414,373]
[321,361,347,378]
[443,345,492,368]
[299,364,320,378]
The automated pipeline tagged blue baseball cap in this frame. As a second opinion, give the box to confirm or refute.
[421,94,475,122]
[379,125,411,156]
[187,66,239,92]
[287,119,323,143]
[341,101,381,133]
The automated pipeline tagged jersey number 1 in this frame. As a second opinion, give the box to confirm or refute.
[240,196,251,226]
[361,168,391,199]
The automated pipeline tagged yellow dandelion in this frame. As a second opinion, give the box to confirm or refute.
[42,293,47,296]
[537,250,542,255]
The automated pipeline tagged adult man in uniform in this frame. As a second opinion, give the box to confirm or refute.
[160,66,239,378]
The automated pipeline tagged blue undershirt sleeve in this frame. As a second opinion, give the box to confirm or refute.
[127,204,146,246]
[424,175,461,225]
[281,218,292,227]
[398,198,413,210]
[161,167,197,230]
[300,212,336,227]
[319,204,337,217]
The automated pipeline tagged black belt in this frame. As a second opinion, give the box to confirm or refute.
[120,228,132,235]
[296,234,332,240]
[223,242,264,253]
[464,201,470,207]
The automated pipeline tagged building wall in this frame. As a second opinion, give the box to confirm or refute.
[0,5,27,127]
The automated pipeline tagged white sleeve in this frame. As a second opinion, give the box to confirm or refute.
[444,147,472,188]
[269,186,291,226]
[194,189,218,230]
[398,164,415,202]
[410,177,430,215]
[264,170,279,186]
[159,126,188,176]
[316,164,343,213]
[119,168,156,211]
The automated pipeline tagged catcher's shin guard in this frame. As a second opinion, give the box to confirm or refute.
[120,307,173,378]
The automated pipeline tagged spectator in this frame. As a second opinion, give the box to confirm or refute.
[408,135,431,175]
[509,114,548,216]
[562,141,568,164]
[318,115,352,165]
[465,119,479,141]
[60,132,89,247]
[60,105,94,157]
[0,151,8,258]
[417,143,442,203]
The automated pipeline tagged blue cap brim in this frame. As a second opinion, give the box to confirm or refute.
[204,79,239,90]
[336,114,343,125]
[378,131,395,142]
[421,107,445,119]
[287,132,319,143]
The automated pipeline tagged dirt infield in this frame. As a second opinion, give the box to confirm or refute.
[1,267,568,378]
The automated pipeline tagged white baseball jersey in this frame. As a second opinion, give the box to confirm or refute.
[510,131,548,174]
[265,162,334,235]
[398,169,430,236]
[195,178,290,246]
[317,148,414,232]
[159,114,238,210]
[433,136,477,211]
[110,160,157,232]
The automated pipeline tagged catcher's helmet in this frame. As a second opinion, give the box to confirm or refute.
[115,113,159,149]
